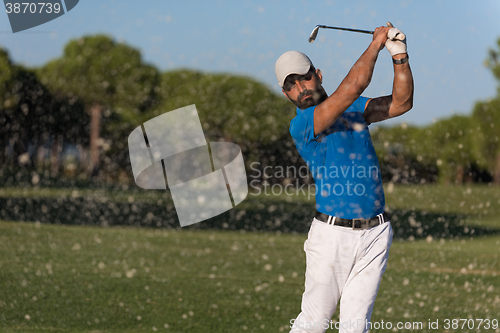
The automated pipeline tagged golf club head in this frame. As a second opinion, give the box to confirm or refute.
[308,26,320,43]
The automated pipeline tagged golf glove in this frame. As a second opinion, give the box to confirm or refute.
[385,22,407,56]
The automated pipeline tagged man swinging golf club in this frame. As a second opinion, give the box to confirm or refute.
[275,22,414,333]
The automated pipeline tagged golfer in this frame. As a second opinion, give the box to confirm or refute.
[275,23,413,333]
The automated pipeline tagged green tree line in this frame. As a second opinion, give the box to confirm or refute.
[0,34,299,187]
[1,34,500,186]
[372,36,500,185]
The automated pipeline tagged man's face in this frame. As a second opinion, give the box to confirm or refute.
[282,68,327,110]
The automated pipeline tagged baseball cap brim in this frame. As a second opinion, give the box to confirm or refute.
[275,51,313,88]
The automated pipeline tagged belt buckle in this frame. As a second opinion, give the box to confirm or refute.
[352,218,365,230]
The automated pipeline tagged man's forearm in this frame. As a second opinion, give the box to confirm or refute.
[341,42,381,95]
[389,54,414,116]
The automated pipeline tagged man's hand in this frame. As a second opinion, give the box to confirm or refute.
[385,22,407,56]
[372,25,391,51]
[364,22,413,124]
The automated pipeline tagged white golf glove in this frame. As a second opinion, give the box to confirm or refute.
[385,21,407,56]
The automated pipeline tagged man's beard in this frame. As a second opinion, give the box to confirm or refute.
[290,86,328,110]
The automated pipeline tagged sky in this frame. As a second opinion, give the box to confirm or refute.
[1,0,500,126]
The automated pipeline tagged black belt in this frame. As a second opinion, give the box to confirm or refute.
[315,211,390,230]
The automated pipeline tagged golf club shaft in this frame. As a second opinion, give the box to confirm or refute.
[317,25,374,35]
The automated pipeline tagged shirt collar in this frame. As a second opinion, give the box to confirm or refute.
[296,105,315,115]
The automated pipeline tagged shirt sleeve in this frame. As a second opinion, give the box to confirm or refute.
[289,106,320,152]
[358,96,370,113]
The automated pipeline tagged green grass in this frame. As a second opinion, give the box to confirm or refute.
[1,183,499,332]
[2,183,499,235]
[383,184,500,230]
[0,186,157,203]
[253,183,500,223]
[1,221,499,333]
[3,183,499,219]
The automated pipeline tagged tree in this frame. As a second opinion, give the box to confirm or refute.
[486,38,500,87]
[37,35,159,176]
[1,47,87,178]
[470,37,500,184]
[144,70,293,145]
[472,98,500,183]
[0,48,24,169]
[0,48,18,108]
[372,37,500,185]
[427,116,478,184]
[137,70,297,181]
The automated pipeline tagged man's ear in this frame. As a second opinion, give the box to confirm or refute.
[316,69,323,84]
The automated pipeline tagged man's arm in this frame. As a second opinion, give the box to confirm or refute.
[364,25,414,124]
[313,26,390,136]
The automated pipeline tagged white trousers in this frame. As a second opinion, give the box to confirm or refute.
[289,218,393,333]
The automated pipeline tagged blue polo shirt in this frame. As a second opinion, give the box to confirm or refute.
[289,96,385,219]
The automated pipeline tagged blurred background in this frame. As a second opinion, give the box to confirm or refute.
[1,1,500,332]
[1,0,500,227]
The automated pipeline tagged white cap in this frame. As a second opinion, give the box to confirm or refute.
[275,51,313,88]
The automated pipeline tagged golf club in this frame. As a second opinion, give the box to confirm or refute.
[308,25,374,43]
